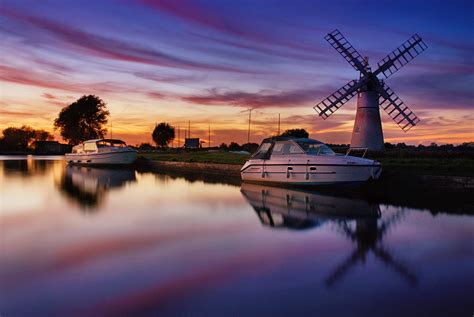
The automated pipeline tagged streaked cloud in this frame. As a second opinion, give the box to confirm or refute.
[181,87,329,108]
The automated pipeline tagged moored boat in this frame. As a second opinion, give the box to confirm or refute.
[240,137,381,185]
[65,139,137,165]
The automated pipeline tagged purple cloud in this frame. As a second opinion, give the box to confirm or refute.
[181,87,329,108]
[0,8,255,73]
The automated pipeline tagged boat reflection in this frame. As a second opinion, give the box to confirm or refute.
[240,183,417,287]
[57,165,137,210]
[241,183,381,230]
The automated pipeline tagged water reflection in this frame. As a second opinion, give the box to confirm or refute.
[241,183,381,230]
[1,159,473,316]
[325,209,417,287]
[56,165,137,210]
[1,158,54,176]
[241,183,418,287]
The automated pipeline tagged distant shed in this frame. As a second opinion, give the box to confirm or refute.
[32,141,72,154]
[184,138,200,149]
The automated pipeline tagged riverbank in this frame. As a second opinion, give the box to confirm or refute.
[136,154,474,191]
[135,156,473,215]
[140,151,474,176]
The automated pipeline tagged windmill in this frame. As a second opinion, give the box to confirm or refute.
[314,30,428,151]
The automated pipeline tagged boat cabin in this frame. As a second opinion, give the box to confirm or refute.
[251,137,336,160]
[72,139,128,154]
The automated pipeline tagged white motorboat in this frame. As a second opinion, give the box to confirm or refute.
[65,139,137,165]
[240,137,382,185]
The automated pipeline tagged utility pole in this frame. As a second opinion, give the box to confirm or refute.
[178,126,180,148]
[110,119,113,139]
[278,113,280,136]
[208,125,211,148]
[247,108,253,144]
[188,120,191,139]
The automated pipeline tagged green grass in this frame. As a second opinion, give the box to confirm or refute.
[375,157,474,176]
[139,151,473,176]
[140,151,250,165]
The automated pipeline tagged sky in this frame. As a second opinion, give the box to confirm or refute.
[0,0,473,146]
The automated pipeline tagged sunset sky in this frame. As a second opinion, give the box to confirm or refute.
[1,0,473,146]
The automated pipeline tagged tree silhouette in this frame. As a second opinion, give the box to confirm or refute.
[152,122,175,148]
[54,95,109,145]
[0,125,53,150]
[228,142,240,151]
[34,129,54,141]
[280,129,309,138]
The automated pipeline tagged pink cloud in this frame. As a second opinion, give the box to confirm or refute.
[146,91,167,100]
[41,93,57,99]
[0,65,76,91]
[0,64,149,96]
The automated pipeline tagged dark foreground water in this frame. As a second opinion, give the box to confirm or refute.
[0,158,473,317]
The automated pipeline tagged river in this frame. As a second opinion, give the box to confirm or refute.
[0,157,472,316]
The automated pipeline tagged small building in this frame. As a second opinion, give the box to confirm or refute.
[184,138,201,149]
[32,141,72,155]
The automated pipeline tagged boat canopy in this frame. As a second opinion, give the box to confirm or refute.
[294,139,335,155]
[96,139,127,148]
[251,137,335,159]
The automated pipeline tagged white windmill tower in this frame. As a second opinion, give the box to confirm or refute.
[314,30,428,151]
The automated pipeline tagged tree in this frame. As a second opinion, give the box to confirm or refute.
[280,129,309,138]
[0,125,54,150]
[219,143,229,151]
[152,122,175,148]
[138,142,155,151]
[35,129,54,141]
[54,95,109,145]
[228,142,240,151]
[241,143,259,153]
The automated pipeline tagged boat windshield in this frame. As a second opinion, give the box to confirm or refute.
[295,140,335,155]
[251,142,272,159]
[72,145,83,153]
[96,140,127,148]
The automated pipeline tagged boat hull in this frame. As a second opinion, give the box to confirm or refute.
[241,160,382,185]
[65,150,137,165]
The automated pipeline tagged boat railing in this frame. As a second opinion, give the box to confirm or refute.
[345,147,368,158]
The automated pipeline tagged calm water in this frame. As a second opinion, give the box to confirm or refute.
[0,158,473,317]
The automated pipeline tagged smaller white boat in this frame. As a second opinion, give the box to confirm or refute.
[65,139,137,165]
[241,137,382,185]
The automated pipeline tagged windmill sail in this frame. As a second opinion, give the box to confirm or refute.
[374,34,428,79]
[377,82,420,131]
[314,79,366,119]
[325,29,368,75]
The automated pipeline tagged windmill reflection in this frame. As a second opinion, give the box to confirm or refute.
[57,165,136,210]
[327,208,418,288]
[240,183,417,287]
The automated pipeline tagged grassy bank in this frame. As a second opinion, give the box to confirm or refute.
[139,151,474,176]
[375,157,474,176]
[140,151,250,165]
